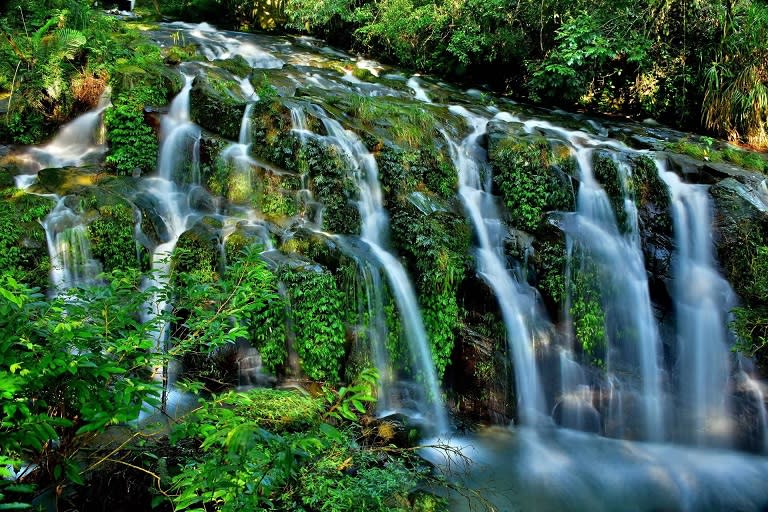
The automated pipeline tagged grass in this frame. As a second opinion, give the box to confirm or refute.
[348,95,437,147]
[666,137,768,173]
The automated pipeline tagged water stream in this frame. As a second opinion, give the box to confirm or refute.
[444,106,547,424]
[319,115,449,434]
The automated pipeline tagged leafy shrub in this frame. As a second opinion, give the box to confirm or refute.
[88,203,139,271]
[0,272,161,503]
[279,266,347,382]
[0,188,53,289]
[104,88,164,176]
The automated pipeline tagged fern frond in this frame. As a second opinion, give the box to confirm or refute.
[48,28,87,60]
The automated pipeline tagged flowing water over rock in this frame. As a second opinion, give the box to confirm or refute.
[444,106,547,424]
[7,20,768,511]
[319,114,449,434]
[42,198,103,292]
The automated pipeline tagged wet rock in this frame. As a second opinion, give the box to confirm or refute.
[711,177,768,301]
[172,217,222,277]
[32,165,104,195]
[360,413,425,448]
[190,73,248,140]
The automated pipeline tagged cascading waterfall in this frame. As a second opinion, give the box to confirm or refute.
[502,116,665,440]
[14,98,113,295]
[22,91,111,172]
[319,115,449,434]
[9,20,768,510]
[658,161,734,445]
[42,198,102,293]
[444,106,547,423]
[139,73,201,417]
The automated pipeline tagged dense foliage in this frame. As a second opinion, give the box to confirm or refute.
[146,0,768,147]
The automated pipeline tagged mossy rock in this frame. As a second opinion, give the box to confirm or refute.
[449,305,513,423]
[488,132,575,233]
[132,192,172,247]
[591,151,628,231]
[190,73,248,140]
[376,143,457,204]
[87,201,140,272]
[112,63,181,104]
[530,219,568,317]
[302,138,360,234]
[171,218,222,281]
[711,177,768,303]
[31,166,105,196]
[253,170,301,221]
[225,222,273,263]
[629,155,673,298]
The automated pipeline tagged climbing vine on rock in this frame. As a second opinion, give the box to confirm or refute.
[279,266,347,382]
[491,136,574,233]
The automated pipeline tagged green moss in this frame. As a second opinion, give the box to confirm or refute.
[254,172,300,220]
[279,265,347,382]
[666,137,767,173]
[346,95,438,148]
[172,228,219,283]
[532,230,567,312]
[190,74,247,140]
[490,136,574,233]
[721,147,768,173]
[377,145,457,202]
[213,55,253,77]
[592,153,628,231]
[569,256,606,366]
[302,140,360,234]
[390,205,471,377]
[629,156,669,208]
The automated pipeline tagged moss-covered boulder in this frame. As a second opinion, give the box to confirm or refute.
[190,73,249,140]
[629,155,673,300]
[487,125,575,234]
[172,217,223,281]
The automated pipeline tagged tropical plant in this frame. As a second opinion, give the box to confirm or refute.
[703,3,768,146]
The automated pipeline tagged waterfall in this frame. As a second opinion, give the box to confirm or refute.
[445,106,547,424]
[142,75,199,352]
[221,102,256,192]
[159,74,201,186]
[658,161,735,445]
[320,115,449,434]
[22,91,111,173]
[407,76,432,103]
[498,117,665,440]
[42,198,102,293]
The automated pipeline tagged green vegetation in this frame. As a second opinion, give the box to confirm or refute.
[665,137,768,173]
[279,265,347,382]
[569,262,606,365]
[490,136,574,233]
[0,0,176,148]
[0,187,52,289]
[346,96,439,149]
[88,202,140,271]
[0,271,161,506]
[250,0,768,148]
[391,206,470,378]
[592,153,628,231]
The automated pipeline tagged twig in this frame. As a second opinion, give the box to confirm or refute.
[6,60,21,122]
